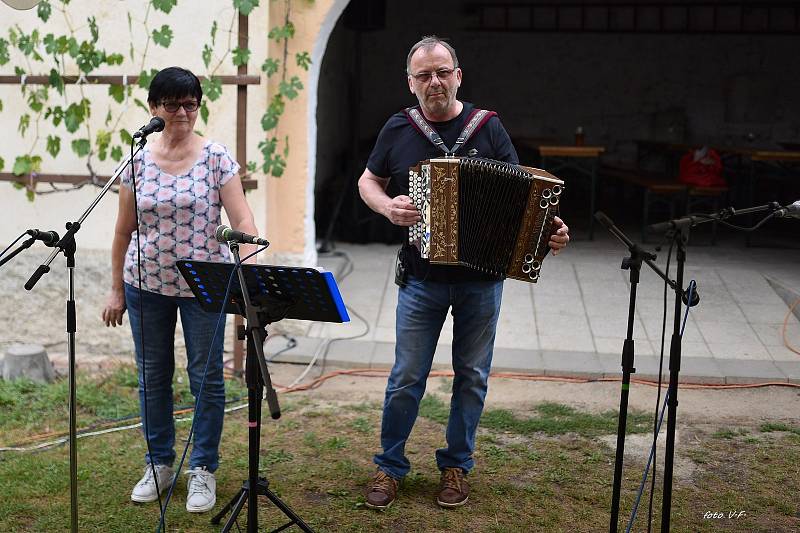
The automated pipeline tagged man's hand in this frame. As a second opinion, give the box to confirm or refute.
[102,288,127,327]
[548,216,570,255]
[384,195,421,227]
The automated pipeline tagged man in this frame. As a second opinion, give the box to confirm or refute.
[358,36,570,510]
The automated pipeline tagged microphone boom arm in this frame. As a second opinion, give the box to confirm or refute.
[647,202,784,234]
[24,139,146,290]
[595,211,699,306]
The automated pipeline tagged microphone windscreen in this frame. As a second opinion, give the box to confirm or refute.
[594,211,615,228]
[214,224,230,242]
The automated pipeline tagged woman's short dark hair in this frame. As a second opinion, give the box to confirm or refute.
[147,66,203,105]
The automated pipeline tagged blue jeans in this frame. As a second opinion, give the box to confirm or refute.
[125,283,226,472]
[374,276,503,479]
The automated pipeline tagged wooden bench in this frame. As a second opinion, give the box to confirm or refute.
[601,164,730,244]
[686,185,729,244]
[600,164,688,242]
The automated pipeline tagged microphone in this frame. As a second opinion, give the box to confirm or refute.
[132,116,165,139]
[215,225,270,246]
[775,200,800,219]
[594,211,616,230]
[26,229,60,245]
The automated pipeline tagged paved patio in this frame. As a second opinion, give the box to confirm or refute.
[266,233,800,385]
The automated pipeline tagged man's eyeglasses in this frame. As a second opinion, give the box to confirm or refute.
[161,100,200,113]
[409,68,456,83]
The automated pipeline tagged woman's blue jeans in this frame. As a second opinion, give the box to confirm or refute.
[125,283,226,472]
[374,276,503,479]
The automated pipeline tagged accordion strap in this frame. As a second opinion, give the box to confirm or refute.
[404,106,497,156]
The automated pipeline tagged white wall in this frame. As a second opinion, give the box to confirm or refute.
[0,0,269,251]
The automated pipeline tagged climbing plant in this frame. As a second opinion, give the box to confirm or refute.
[258,0,310,178]
[0,0,310,199]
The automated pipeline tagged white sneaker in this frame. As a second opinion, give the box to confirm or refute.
[131,464,175,503]
[186,466,217,513]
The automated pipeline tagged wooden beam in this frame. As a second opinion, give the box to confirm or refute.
[0,75,261,85]
[233,11,251,374]
[0,172,258,189]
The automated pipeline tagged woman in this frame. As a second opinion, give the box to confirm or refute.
[102,66,258,514]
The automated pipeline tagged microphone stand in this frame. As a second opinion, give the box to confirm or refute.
[22,136,151,533]
[593,212,698,533]
[212,243,314,532]
[0,236,37,269]
[646,201,783,531]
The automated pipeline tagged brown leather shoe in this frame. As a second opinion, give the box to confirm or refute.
[365,469,399,510]
[437,467,469,508]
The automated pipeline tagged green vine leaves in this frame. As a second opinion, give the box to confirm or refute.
[258,0,312,178]
[0,0,311,200]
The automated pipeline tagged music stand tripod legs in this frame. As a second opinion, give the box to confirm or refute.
[210,244,314,533]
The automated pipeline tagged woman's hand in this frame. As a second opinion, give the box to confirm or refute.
[102,287,127,327]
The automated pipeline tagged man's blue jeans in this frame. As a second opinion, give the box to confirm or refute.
[125,283,226,472]
[374,276,503,479]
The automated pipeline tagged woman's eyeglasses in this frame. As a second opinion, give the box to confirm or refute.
[161,100,200,113]
[409,68,456,83]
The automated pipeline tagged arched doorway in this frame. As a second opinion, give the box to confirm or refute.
[309,1,800,251]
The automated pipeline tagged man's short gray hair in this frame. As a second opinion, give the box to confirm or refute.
[406,36,459,74]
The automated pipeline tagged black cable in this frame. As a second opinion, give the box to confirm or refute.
[316,305,372,381]
[265,334,299,362]
[628,393,669,533]
[646,234,675,532]
[157,255,238,532]
[128,144,269,533]
[319,249,355,280]
[682,210,781,232]
[156,245,265,533]
[0,231,27,260]
[626,278,699,529]
[127,139,168,529]
[315,249,371,379]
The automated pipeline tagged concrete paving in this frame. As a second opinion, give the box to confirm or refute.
[2,221,797,387]
[267,233,800,385]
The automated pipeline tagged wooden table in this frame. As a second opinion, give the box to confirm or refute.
[636,140,800,244]
[537,145,606,240]
[745,151,800,245]
[636,139,800,198]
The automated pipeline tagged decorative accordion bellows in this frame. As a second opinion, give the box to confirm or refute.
[408,157,564,283]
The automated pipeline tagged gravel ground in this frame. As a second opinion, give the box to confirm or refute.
[0,246,311,374]
[3,246,798,428]
[0,247,236,371]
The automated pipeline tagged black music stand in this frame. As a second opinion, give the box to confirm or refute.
[178,255,349,533]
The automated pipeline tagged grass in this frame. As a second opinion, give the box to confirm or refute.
[760,422,800,436]
[0,364,249,446]
[0,370,798,532]
[420,395,654,437]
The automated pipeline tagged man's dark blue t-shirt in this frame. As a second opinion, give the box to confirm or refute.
[366,102,519,283]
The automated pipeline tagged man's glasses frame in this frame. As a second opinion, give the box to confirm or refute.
[160,100,200,113]
[409,68,457,83]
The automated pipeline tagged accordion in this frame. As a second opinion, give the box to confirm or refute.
[408,157,564,283]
